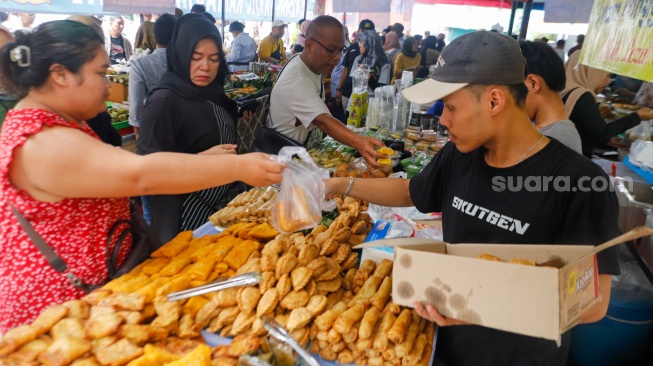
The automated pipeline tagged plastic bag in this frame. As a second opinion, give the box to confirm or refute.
[271,146,336,233]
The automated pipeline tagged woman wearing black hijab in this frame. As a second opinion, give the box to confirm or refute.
[138,14,240,243]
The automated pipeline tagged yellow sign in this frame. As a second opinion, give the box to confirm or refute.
[581,0,653,82]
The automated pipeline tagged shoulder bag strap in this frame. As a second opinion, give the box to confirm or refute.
[10,204,86,289]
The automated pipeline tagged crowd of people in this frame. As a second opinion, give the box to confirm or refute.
[0,7,650,366]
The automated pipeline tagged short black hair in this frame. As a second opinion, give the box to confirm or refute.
[519,40,566,92]
[293,44,304,53]
[556,39,565,48]
[191,4,206,13]
[154,14,176,47]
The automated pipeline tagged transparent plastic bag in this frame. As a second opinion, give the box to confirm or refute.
[271,147,336,233]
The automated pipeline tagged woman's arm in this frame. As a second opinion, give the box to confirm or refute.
[571,92,641,142]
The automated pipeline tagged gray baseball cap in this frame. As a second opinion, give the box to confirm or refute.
[402,31,526,105]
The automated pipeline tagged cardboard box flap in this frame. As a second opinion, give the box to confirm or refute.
[353,237,443,249]
[591,226,653,254]
[445,243,591,264]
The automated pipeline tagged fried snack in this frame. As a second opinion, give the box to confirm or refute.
[224,240,260,270]
[195,298,222,329]
[151,231,193,258]
[382,301,401,315]
[259,271,276,295]
[260,252,279,273]
[235,257,261,276]
[403,333,428,366]
[117,325,152,346]
[395,315,422,358]
[141,257,170,276]
[333,303,366,334]
[297,244,320,268]
[31,305,69,335]
[230,311,256,335]
[273,184,321,233]
[51,318,85,340]
[342,268,357,291]
[247,222,280,241]
[275,253,298,280]
[8,336,51,363]
[359,306,380,340]
[257,288,279,317]
[326,289,344,310]
[314,301,347,331]
[158,253,193,277]
[330,340,346,353]
[370,276,392,311]
[306,257,328,278]
[151,298,181,330]
[319,348,338,361]
[287,307,313,330]
[509,258,537,266]
[236,287,261,315]
[91,336,118,354]
[99,293,146,312]
[372,311,396,352]
[155,275,192,297]
[95,339,143,366]
[161,343,210,366]
[290,266,312,291]
[227,334,260,357]
[276,273,292,298]
[262,239,286,256]
[211,356,238,366]
[373,259,393,278]
[185,257,215,281]
[207,236,240,263]
[178,314,202,339]
[280,290,310,310]
[320,238,340,256]
[387,309,412,345]
[85,313,123,339]
[306,295,328,316]
[305,280,317,297]
[70,357,100,366]
[327,328,342,343]
[180,296,209,320]
[213,287,239,308]
[331,243,352,264]
[476,253,504,262]
[36,337,91,366]
[212,306,239,332]
[317,278,342,293]
[381,343,396,361]
[315,259,340,282]
[350,275,384,306]
[61,300,90,320]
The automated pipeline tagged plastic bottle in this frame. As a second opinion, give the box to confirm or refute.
[348,64,370,128]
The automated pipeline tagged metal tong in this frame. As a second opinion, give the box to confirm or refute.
[261,316,321,366]
[167,272,261,302]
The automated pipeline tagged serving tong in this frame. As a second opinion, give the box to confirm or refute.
[167,272,261,302]
[261,316,321,366]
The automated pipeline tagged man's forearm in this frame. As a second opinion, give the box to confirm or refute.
[313,114,359,148]
[327,177,413,207]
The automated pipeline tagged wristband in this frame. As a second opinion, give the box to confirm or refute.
[342,176,355,199]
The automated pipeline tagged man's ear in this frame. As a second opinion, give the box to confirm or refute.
[48,64,69,87]
[525,74,541,92]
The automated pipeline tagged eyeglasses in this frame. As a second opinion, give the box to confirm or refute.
[309,37,346,58]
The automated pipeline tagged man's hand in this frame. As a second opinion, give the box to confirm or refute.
[354,136,385,168]
[414,301,470,327]
[198,144,238,155]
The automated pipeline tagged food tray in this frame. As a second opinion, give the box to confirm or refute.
[112,120,130,130]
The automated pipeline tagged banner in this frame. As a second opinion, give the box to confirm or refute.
[0,0,106,14]
[581,0,653,82]
[543,0,593,24]
[176,0,313,21]
[333,0,391,12]
[104,0,174,14]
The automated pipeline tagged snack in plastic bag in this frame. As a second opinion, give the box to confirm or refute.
[271,146,336,233]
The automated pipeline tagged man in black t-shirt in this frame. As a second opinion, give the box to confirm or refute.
[335,19,374,111]
[325,31,620,366]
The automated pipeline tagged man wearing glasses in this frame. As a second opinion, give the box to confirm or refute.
[269,15,384,167]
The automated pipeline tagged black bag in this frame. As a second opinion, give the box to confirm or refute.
[12,200,160,293]
[249,125,303,155]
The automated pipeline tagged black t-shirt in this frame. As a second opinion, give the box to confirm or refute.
[409,139,620,366]
[340,43,360,98]
[86,111,122,147]
[110,36,126,64]
[562,91,640,158]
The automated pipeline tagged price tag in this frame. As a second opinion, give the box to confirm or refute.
[235,73,261,81]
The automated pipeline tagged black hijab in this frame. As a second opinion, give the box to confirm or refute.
[154,14,237,121]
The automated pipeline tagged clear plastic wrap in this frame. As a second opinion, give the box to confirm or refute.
[271,147,336,233]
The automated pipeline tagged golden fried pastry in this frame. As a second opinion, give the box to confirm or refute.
[261,239,285,256]
[290,327,310,348]
[327,328,342,343]
[256,288,279,317]
[351,220,367,235]
[162,343,210,366]
[212,356,238,366]
[342,268,357,291]
[274,313,289,329]
[314,301,347,331]
[331,243,351,264]
[260,252,279,272]
[51,318,85,340]
[387,309,412,345]
[306,256,328,276]
[214,287,239,308]
[333,303,366,334]
[99,293,146,312]
[306,295,328,316]
[315,259,340,282]
[286,245,300,257]
[476,253,504,262]
[290,266,312,291]
[338,349,354,364]
[395,314,422,358]
[404,334,428,366]
[259,271,276,295]
[316,278,342,293]
[372,311,396,352]
[61,300,90,320]
[194,298,222,329]
[286,307,313,330]
[275,273,292,298]
[313,231,330,248]
[509,258,537,266]
[311,225,328,235]
[224,240,260,270]
[69,357,100,366]
[215,306,240,331]
[237,287,262,315]
[230,311,256,336]
[332,227,352,243]
[319,348,338,361]
[297,244,320,267]
[178,313,202,339]
[236,257,261,276]
[85,313,123,340]
[275,253,298,280]
[227,334,261,357]
[305,280,317,297]
[358,307,380,340]
[372,259,393,278]
[32,305,69,336]
[6,336,51,363]
[320,238,340,256]
[37,337,91,366]
[326,289,344,310]
[280,290,310,310]
[247,222,280,241]
[370,276,392,311]
[249,318,267,336]
[350,275,384,306]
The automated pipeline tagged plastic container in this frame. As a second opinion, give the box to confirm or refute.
[570,285,653,365]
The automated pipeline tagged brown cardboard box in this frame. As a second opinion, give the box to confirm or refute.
[107,82,128,103]
[355,226,653,344]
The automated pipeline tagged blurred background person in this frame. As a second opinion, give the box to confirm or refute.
[392,36,420,84]
[107,16,133,64]
[417,35,439,78]
[134,14,156,51]
[553,39,565,60]
[259,20,287,63]
[296,18,309,48]
[226,21,257,72]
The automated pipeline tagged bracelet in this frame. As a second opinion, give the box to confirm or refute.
[342,176,355,199]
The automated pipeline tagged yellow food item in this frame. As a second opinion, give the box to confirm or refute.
[377,158,392,165]
[377,147,393,155]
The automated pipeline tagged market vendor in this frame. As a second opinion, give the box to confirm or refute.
[107,16,133,64]
[269,15,384,167]
[325,31,620,365]
[226,21,257,72]
[258,20,287,64]
[0,20,283,333]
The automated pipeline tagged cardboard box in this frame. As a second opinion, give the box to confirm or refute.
[355,226,653,345]
[107,82,128,103]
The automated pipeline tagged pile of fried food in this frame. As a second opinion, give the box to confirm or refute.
[307,259,435,366]
[209,187,279,228]
[477,254,565,268]
[333,157,390,179]
[0,222,279,366]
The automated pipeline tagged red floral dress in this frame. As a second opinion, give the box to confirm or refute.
[0,109,131,333]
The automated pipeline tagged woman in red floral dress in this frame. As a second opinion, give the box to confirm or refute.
[0,20,284,333]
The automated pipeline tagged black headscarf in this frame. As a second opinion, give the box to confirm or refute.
[402,36,418,58]
[154,14,237,121]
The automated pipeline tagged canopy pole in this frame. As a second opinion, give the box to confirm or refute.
[221,0,225,43]
[507,0,518,36]
[272,0,276,21]
[304,0,308,19]
[518,0,532,40]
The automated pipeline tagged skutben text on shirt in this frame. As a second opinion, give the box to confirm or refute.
[451,196,530,235]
